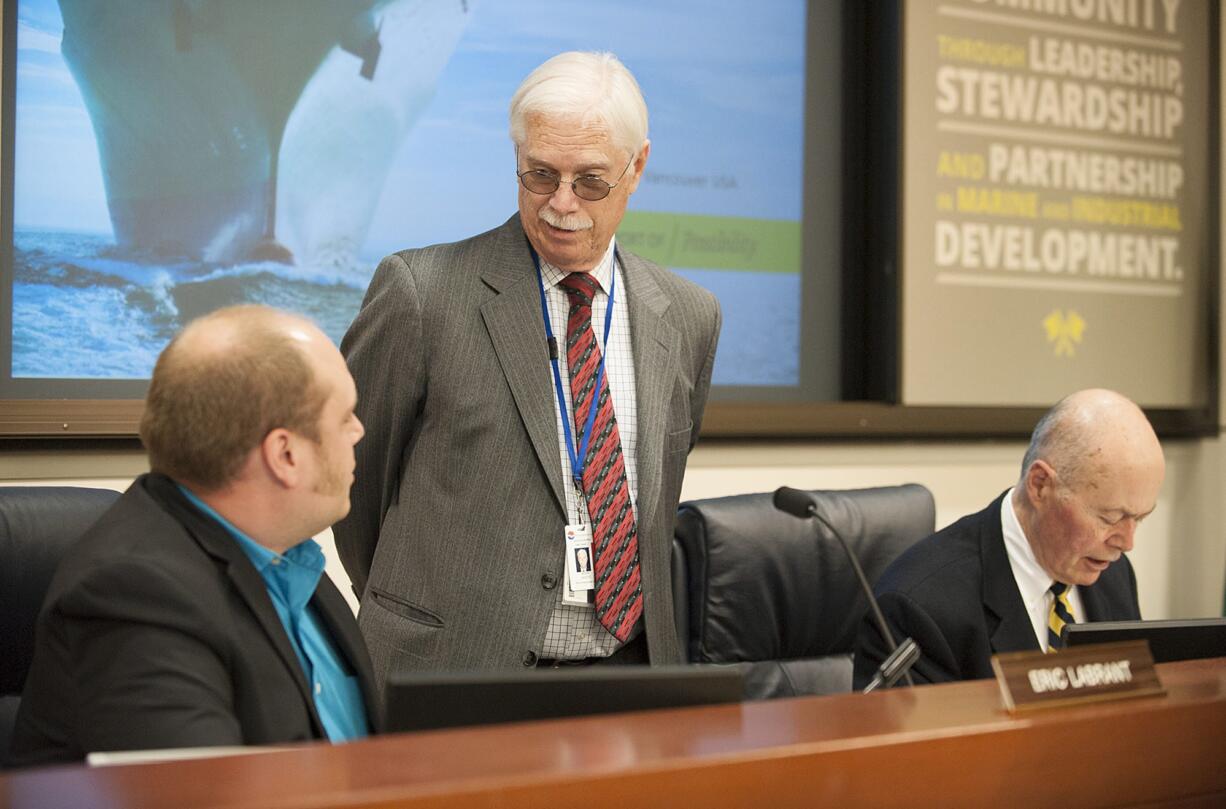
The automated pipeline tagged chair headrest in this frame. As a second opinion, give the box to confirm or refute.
[0,486,120,694]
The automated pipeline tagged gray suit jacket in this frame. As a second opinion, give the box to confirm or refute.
[335,215,721,683]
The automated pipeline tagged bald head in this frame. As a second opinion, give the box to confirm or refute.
[140,306,334,491]
[1020,388,1164,490]
[172,306,317,364]
[1016,389,1165,586]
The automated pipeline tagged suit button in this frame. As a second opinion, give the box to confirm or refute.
[541,573,557,590]
[522,651,537,667]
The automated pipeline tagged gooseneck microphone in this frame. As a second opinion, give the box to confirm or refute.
[772,486,919,691]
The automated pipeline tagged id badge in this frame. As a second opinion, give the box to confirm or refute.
[562,523,595,605]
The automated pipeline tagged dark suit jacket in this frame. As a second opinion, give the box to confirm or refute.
[334,215,721,681]
[7,474,379,767]
[852,492,1141,688]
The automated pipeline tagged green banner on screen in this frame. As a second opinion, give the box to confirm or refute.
[618,211,800,273]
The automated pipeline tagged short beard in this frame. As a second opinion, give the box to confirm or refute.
[539,206,593,232]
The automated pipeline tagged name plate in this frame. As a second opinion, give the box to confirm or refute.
[991,640,1164,713]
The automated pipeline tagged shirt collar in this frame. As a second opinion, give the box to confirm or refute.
[1000,487,1061,611]
[539,238,617,294]
[176,484,325,611]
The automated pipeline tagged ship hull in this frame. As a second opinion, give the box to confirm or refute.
[57,0,384,264]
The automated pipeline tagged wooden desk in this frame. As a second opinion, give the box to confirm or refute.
[3,658,1224,809]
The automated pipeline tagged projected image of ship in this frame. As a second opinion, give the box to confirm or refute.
[56,0,470,266]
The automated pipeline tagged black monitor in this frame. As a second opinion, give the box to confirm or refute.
[1064,618,1226,663]
[384,665,745,733]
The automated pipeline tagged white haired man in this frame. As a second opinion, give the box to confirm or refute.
[337,51,721,680]
[853,389,1165,686]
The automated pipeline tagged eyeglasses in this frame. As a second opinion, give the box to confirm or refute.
[516,150,636,202]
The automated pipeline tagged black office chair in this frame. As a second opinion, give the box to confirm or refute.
[672,484,935,699]
[0,486,119,766]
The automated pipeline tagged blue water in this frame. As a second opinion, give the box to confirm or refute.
[11,230,369,379]
[11,230,798,386]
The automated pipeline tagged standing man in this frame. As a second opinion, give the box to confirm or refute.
[853,389,1165,686]
[9,306,376,766]
[337,51,720,679]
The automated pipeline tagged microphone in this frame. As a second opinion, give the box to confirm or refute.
[862,637,919,693]
[772,486,918,690]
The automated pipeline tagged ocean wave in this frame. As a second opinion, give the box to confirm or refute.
[14,228,375,289]
[10,229,370,378]
[191,255,372,291]
[12,283,167,378]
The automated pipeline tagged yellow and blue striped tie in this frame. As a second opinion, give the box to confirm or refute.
[1047,582,1076,651]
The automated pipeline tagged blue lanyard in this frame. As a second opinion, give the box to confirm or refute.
[532,249,617,491]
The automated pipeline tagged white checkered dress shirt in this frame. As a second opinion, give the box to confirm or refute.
[538,239,640,659]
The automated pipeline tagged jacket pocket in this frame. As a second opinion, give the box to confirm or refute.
[368,587,445,627]
[666,423,693,454]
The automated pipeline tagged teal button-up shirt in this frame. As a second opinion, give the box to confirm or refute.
[178,486,369,742]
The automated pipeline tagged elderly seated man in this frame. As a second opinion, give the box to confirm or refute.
[854,389,1164,687]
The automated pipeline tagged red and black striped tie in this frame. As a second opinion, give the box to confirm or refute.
[559,272,642,642]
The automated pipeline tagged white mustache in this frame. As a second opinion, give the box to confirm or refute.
[539,206,593,232]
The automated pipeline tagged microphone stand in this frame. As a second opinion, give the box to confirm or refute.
[772,487,920,691]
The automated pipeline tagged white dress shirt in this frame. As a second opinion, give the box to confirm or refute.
[1001,487,1087,651]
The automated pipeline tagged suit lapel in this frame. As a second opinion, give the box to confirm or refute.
[143,475,325,736]
[1079,579,1111,622]
[312,580,383,732]
[620,250,676,531]
[980,493,1042,654]
[479,217,566,514]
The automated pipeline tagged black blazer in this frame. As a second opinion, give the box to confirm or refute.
[7,474,380,767]
[852,492,1140,687]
